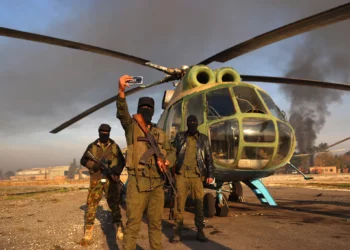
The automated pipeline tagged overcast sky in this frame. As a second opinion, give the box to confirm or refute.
[0,0,349,171]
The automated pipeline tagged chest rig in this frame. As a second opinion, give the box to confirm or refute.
[125,119,167,192]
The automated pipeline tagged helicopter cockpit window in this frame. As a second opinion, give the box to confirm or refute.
[209,119,239,165]
[206,88,235,120]
[258,90,286,121]
[233,86,267,114]
[166,101,182,140]
[268,121,293,167]
[185,94,204,125]
[239,147,274,169]
[242,118,275,143]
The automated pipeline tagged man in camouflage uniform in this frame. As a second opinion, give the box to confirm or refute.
[80,124,126,244]
[116,75,173,250]
[170,115,215,243]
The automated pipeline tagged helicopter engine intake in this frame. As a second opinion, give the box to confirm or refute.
[183,65,216,89]
[215,67,241,83]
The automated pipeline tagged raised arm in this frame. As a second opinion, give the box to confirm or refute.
[116,75,134,131]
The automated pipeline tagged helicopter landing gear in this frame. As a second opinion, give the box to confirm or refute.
[243,179,277,206]
[204,193,216,218]
[215,182,229,217]
[203,182,230,218]
[228,181,245,202]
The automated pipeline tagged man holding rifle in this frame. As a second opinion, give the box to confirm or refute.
[116,75,175,250]
[80,124,126,244]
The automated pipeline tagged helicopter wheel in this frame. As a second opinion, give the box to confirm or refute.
[203,193,216,218]
[229,182,244,202]
[215,193,229,217]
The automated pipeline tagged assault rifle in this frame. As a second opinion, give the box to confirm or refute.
[132,114,177,197]
[85,151,122,185]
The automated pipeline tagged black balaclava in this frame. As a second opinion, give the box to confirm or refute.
[187,115,198,135]
[98,123,111,143]
[137,97,155,124]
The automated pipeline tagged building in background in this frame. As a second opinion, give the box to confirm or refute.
[10,166,70,181]
[309,166,337,174]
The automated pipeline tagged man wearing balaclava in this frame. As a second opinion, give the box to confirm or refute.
[80,123,126,245]
[170,114,215,243]
[116,75,174,250]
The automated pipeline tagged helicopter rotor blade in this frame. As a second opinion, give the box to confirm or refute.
[240,75,350,91]
[293,148,346,158]
[0,27,151,65]
[50,75,174,134]
[326,137,350,150]
[0,27,183,75]
[293,136,350,157]
[198,3,350,65]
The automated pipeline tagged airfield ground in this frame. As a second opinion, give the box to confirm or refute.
[0,174,349,250]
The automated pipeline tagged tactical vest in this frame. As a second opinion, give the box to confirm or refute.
[125,120,167,178]
[91,142,118,168]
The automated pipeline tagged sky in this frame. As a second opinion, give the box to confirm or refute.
[0,0,349,171]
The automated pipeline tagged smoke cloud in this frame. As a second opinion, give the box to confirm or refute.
[280,20,350,153]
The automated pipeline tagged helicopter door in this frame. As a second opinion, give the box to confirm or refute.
[165,100,183,140]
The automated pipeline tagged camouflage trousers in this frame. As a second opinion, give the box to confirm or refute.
[123,175,164,250]
[173,175,205,230]
[85,178,122,227]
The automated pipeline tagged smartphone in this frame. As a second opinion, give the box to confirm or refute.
[127,76,143,85]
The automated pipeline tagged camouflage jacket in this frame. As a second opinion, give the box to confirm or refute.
[116,94,175,180]
[80,138,125,180]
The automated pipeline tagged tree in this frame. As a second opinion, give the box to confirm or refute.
[68,158,78,179]
[4,171,15,180]
[0,169,3,180]
[16,169,23,172]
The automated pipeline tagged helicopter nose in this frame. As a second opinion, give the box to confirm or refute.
[209,118,294,170]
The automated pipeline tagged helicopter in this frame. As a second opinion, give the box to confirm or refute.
[1,3,350,218]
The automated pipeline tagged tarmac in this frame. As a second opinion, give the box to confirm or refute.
[0,184,349,250]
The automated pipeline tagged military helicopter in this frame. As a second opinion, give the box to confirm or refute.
[1,3,350,217]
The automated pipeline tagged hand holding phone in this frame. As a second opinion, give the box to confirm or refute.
[126,76,143,85]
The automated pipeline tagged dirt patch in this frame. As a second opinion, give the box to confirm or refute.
[301,217,326,223]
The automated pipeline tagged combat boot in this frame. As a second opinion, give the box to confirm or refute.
[170,228,181,243]
[196,229,208,242]
[114,223,124,241]
[80,225,94,245]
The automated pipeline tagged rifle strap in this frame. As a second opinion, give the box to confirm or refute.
[132,118,157,192]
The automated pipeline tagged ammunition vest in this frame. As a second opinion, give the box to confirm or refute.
[91,142,118,169]
[125,120,167,178]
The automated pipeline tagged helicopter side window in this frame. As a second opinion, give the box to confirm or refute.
[166,101,182,140]
[209,119,239,165]
[268,121,293,167]
[233,86,267,114]
[258,90,286,120]
[206,88,235,120]
[184,93,204,125]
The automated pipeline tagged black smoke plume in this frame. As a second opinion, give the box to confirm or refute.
[280,22,350,154]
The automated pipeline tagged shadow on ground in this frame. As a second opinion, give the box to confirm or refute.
[234,201,349,220]
[79,204,143,250]
[161,219,233,250]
